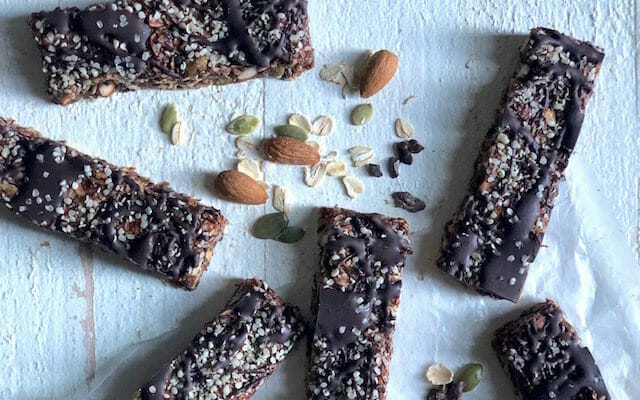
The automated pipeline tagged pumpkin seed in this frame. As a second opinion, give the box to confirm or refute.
[288,113,312,134]
[160,103,179,134]
[252,212,289,240]
[226,115,260,135]
[350,104,373,126]
[276,227,306,244]
[457,363,483,392]
[275,125,308,141]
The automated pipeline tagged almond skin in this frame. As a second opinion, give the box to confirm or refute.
[263,136,321,165]
[359,50,399,98]
[214,170,268,205]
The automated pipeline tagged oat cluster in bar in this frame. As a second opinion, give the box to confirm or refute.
[133,278,305,399]
[308,207,412,400]
[0,118,226,290]
[492,300,610,400]
[438,27,604,302]
[29,0,314,105]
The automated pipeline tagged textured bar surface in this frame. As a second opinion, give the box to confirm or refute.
[426,382,464,400]
[308,207,412,400]
[0,118,226,289]
[29,0,314,105]
[133,278,305,399]
[438,27,604,302]
[492,300,610,400]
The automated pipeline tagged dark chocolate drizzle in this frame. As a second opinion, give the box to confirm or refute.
[210,0,307,67]
[139,281,303,400]
[442,28,604,302]
[312,212,410,397]
[35,5,151,73]
[495,302,610,400]
[0,127,219,288]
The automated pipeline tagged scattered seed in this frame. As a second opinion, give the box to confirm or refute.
[275,124,309,141]
[367,163,383,177]
[395,141,413,165]
[311,116,334,136]
[252,212,289,240]
[160,103,179,134]
[288,113,312,134]
[392,192,426,213]
[403,95,417,105]
[407,139,425,154]
[319,64,347,85]
[326,160,348,177]
[350,103,374,126]
[324,150,338,161]
[276,227,306,244]
[426,363,454,386]
[236,159,264,182]
[170,121,187,145]
[304,162,327,187]
[235,135,258,155]
[395,118,414,139]
[0,182,18,197]
[349,146,375,167]
[388,157,400,178]
[226,115,260,135]
[342,176,364,198]
[273,185,294,214]
[457,363,483,393]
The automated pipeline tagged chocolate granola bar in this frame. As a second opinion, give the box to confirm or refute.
[308,207,412,400]
[29,0,314,105]
[492,300,610,400]
[438,27,604,302]
[0,118,226,290]
[133,278,306,399]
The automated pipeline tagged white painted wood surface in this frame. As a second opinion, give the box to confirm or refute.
[0,1,638,399]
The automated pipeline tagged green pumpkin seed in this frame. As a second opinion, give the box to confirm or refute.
[276,227,306,243]
[350,103,373,126]
[252,212,289,239]
[227,115,260,135]
[457,363,483,392]
[274,125,309,141]
[161,103,179,134]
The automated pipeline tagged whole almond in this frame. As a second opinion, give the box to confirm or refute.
[263,136,320,165]
[214,170,268,205]
[359,50,399,98]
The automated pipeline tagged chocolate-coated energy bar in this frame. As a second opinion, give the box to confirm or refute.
[133,278,306,399]
[492,300,610,400]
[308,207,413,400]
[30,0,314,105]
[438,27,604,302]
[0,118,226,289]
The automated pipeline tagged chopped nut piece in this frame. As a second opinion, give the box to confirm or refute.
[388,157,400,178]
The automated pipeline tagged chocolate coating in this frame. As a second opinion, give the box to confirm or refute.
[438,27,604,302]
